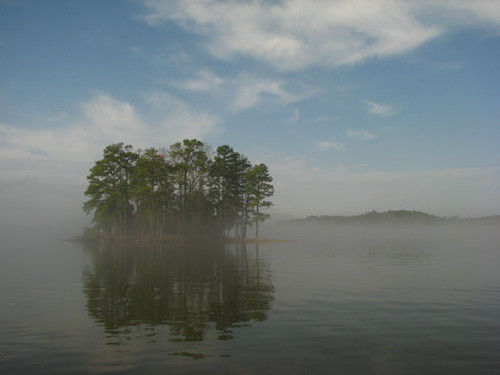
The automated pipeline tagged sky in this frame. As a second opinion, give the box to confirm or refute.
[1,0,500,234]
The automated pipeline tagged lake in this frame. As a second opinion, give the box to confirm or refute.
[1,223,499,374]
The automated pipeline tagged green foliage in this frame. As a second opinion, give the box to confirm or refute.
[168,139,211,236]
[246,163,274,238]
[83,143,138,236]
[131,148,173,237]
[209,145,252,238]
[83,140,274,239]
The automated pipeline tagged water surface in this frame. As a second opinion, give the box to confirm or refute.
[1,224,499,374]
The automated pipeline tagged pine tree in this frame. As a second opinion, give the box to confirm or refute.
[83,143,138,236]
[246,163,274,239]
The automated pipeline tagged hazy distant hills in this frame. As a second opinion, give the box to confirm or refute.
[289,210,500,225]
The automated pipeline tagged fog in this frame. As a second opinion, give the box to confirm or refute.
[2,1,500,371]
[260,219,500,259]
[0,152,498,245]
[1,176,498,245]
[1,139,499,245]
[0,158,90,242]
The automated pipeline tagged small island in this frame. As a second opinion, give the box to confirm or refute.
[82,139,274,243]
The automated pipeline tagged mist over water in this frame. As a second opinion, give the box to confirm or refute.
[2,1,500,372]
[1,221,499,374]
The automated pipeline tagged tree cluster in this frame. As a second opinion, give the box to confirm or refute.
[83,139,274,239]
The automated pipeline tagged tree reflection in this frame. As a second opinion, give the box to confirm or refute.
[82,242,273,343]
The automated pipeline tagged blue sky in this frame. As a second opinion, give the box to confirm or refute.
[1,0,500,230]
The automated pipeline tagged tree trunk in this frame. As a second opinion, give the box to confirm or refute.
[255,204,260,239]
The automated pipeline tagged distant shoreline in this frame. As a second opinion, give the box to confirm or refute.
[287,210,500,225]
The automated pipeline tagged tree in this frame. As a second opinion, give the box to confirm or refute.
[246,163,274,239]
[131,148,173,238]
[168,139,210,236]
[83,143,138,236]
[209,145,251,238]
[83,141,274,240]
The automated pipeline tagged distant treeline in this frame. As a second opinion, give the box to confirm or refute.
[290,210,500,225]
[83,139,273,240]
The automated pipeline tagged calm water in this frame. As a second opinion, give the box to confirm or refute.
[1,224,499,374]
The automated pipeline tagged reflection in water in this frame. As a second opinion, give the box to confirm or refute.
[82,242,273,346]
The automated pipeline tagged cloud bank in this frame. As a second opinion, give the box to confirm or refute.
[0,93,218,163]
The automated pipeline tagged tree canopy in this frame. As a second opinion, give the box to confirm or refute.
[83,140,274,239]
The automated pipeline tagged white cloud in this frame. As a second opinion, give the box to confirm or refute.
[0,94,143,162]
[146,92,219,140]
[0,92,219,162]
[317,139,348,152]
[423,0,500,29]
[0,123,89,161]
[142,0,440,70]
[81,94,146,143]
[366,101,396,116]
[232,77,304,111]
[174,70,311,111]
[173,69,225,92]
[347,130,377,141]
[142,0,500,71]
